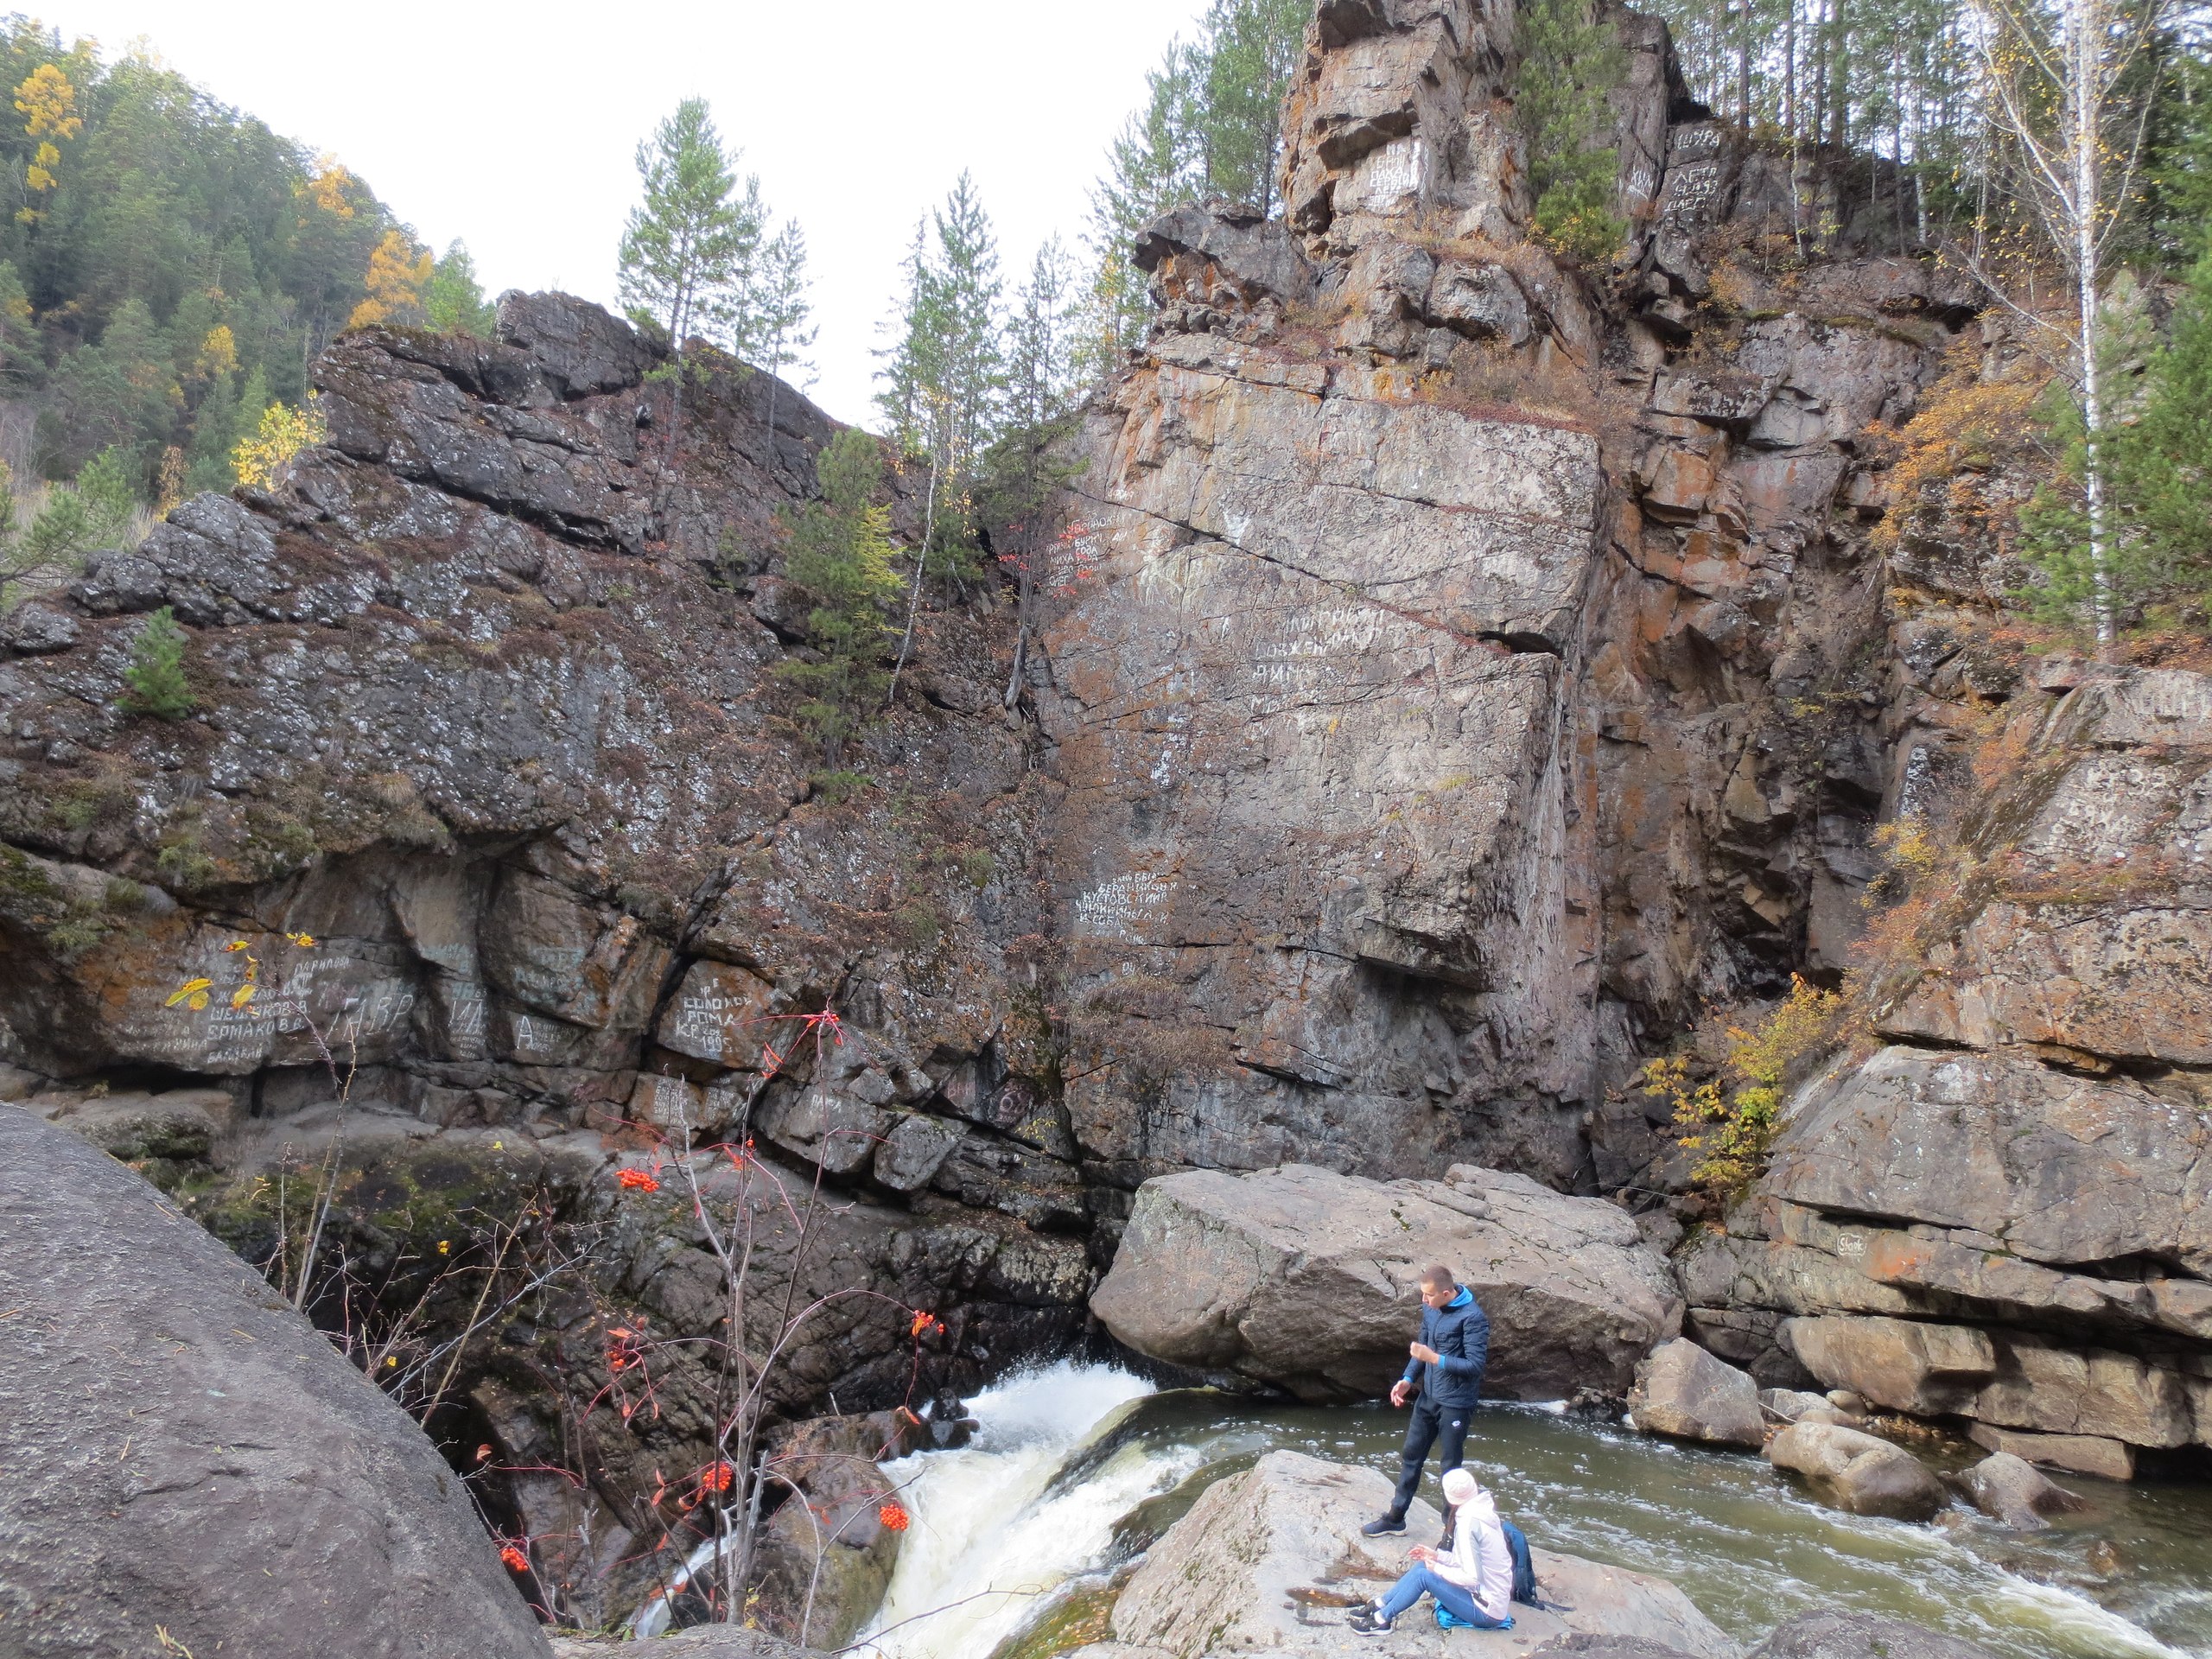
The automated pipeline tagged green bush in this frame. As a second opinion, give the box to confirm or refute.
[121,606,195,718]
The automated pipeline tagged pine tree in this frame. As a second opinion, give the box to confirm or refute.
[1196,0,1311,213]
[74,446,140,543]
[121,606,195,719]
[1081,2,1307,361]
[984,238,1089,709]
[741,219,817,434]
[2023,252,2212,626]
[926,174,1006,486]
[1516,0,1631,262]
[426,241,497,336]
[776,429,900,770]
[615,99,762,350]
[874,220,944,455]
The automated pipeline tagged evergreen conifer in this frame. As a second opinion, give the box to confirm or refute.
[121,606,195,719]
[776,429,900,768]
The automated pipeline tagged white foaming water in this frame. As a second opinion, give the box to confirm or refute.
[849,1360,1181,1659]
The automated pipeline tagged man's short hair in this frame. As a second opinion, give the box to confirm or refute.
[1421,1263,1456,1291]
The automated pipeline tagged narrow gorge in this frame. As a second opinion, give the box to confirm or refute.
[2,2,2208,1656]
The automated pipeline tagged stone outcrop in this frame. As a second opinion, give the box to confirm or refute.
[1681,669,2212,1474]
[1082,1449,1738,1659]
[10,0,2208,1637]
[0,292,1096,1627]
[1764,1422,1948,1522]
[1044,336,1605,1190]
[1629,1338,1766,1448]
[1092,1162,1681,1400]
[0,1104,550,1658]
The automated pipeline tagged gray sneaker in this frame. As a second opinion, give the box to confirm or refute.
[1349,1602,1395,1636]
[1359,1513,1407,1537]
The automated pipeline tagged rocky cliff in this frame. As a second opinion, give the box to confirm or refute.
[3,0,2209,1637]
[0,294,1096,1624]
[1041,0,1978,1205]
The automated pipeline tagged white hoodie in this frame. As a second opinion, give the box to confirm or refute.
[1433,1489,1513,1622]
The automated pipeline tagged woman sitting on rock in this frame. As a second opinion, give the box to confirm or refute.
[1347,1467,1514,1637]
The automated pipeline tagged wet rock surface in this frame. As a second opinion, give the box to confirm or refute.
[1764,1421,1948,1522]
[1953,1450,2085,1531]
[0,1104,550,1659]
[1092,1162,1682,1401]
[1093,1449,1738,1658]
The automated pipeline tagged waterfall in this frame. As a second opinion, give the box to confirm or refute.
[850,1361,1185,1659]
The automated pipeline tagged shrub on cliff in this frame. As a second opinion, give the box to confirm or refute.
[1642,976,1847,1197]
[120,606,195,719]
[1516,0,1629,264]
[778,428,899,767]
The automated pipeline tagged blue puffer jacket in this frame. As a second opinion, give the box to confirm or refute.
[1402,1286,1489,1408]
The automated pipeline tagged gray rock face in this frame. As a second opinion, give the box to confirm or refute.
[1766,1048,2212,1277]
[0,1103,550,1659]
[1135,200,1319,313]
[1690,666,2212,1462]
[1103,1449,1738,1658]
[1764,1422,1948,1522]
[0,290,1107,1630]
[1745,1611,2001,1659]
[1630,1339,1767,1448]
[1045,330,1605,1188]
[1091,1162,1681,1401]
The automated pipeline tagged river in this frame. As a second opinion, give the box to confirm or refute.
[851,1362,2212,1659]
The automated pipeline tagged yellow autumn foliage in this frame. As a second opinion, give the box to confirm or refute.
[13,63,80,215]
[300,155,356,219]
[232,402,329,490]
[347,230,433,329]
[195,324,238,379]
[1640,975,1847,1197]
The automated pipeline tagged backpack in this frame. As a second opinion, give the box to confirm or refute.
[1502,1518,1537,1604]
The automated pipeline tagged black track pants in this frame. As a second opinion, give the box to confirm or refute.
[1389,1393,1471,1519]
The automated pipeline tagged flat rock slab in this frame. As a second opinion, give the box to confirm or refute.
[0,1103,549,1659]
[1093,1163,1681,1401]
[1098,1449,1737,1658]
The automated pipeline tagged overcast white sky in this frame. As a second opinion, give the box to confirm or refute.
[41,1,1211,427]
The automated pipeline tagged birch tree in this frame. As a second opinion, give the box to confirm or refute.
[1966,0,2170,644]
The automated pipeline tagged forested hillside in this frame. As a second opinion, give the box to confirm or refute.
[0,20,487,518]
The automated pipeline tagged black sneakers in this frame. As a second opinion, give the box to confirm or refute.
[1359,1512,1407,1536]
[1346,1599,1395,1635]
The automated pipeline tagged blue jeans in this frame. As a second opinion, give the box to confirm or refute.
[1376,1564,1508,1627]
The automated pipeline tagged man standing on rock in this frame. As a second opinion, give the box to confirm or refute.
[1361,1263,1489,1539]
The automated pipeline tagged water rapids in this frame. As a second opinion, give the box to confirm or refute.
[843,1362,2212,1659]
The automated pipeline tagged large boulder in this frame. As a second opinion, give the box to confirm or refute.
[1745,1611,2002,1659]
[1764,1422,1948,1522]
[1630,1340,1767,1449]
[0,1103,551,1659]
[1099,1449,1738,1658]
[1091,1163,1683,1402]
[1953,1451,2086,1529]
[744,1412,920,1649]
